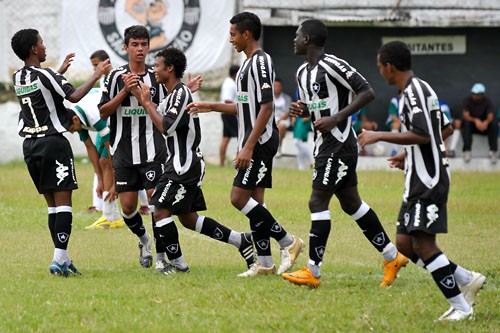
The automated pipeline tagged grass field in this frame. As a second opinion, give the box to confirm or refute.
[0,160,498,332]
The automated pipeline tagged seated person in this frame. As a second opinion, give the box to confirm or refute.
[460,83,498,164]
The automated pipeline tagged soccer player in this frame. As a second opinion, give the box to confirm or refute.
[64,50,124,230]
[358,41,486,321]
[99,25,201,269]
[281,19,408,288]
[11,28,110,276]
[130,47,255,273]
[188,12,304,277]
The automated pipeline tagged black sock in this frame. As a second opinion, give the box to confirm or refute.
[424,252,461,299]
[151,213,164,256]
[123,210,146,237]
[156,217,182,260]
[54,210,72,250]
[246,204,287,241]
[309,219,331,265]
[48,209,56,246]
[199,216,230,243]
[352,205,390,252]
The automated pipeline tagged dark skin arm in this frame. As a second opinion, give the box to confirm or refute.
[314,88,375,132]
[235,101,273,170]
[66,59,110,103]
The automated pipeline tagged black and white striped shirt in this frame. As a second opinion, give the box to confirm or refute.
[297,53,371,158]
[99,64,167,167]
[235,49,279,159]
[399,76,450,204]
[13,66,76,138]
[158,82,204,186]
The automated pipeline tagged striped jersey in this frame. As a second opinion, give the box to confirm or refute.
[296,53,371,158]
[398,76,450,204]
[158,82,204,186]
[13,66,76,138]
[235,49,279,159]
[99,64,167,167]
[71,88,110,143]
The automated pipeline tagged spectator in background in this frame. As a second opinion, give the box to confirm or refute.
[385,96,401,156]
[274,78,292,156]
[461,83,498,164]
[219,64,239,166]
[352,107,378,135]
[439,100,459,157]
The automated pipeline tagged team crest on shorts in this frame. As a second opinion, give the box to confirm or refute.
[145,170,156,182]
[98,0,200,64]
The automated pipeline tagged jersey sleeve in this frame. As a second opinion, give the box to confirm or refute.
[98,68,120,109]
[161,86,191,136]
[403,85,432,137]
[323,56,371,95]
[253,53,274,104]
[41,68,76,98]
[77,129,89,142]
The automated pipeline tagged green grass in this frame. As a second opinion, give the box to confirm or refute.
[0,160,498,332]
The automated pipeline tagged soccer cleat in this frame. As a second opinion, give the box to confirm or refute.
[380,252,409,287]
[281,267,321,288]
[461,271,486,306]
[67,261,82,276]
[438,306,474,322]
[139,205,151,215]
[464,151,472,163]
[237,264,276,277]
[155,260,176,275]
[238,232,256,268]
[85,217,112,230]
[49,261,69,277]
[138,237,153,268]
[276,235,304,275]
[110,218,125,229]
[490,151,497,165]
[173,265,190,273]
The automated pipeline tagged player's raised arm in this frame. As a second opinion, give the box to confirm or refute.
[67,59,111,103]
[187,101,237,115]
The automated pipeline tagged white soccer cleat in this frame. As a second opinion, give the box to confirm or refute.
[237,264,276,277]
[461,271,486,306]
[277,235,304,275]
[438,306,474,322]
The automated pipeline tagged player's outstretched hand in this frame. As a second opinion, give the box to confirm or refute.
[187,73,203,93]
[57,53,75,74]
[186,101,213,115]
[388,151,405,170]
[358,128,379,148]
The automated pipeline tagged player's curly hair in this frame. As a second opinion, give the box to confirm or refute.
[156,47,186,78]
[378,41,412,71]
[230,12,261,40]
[124,25,150,46]
[300,19,327,47]
[11,29,39,61]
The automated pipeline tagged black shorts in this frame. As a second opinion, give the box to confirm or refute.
[150,175,207,214]
[222,114,238,138]
[396,200,448,235]
[312,155,358,191]
[114,163,164,192]
[23,135,78,194]
[233,158,273,189]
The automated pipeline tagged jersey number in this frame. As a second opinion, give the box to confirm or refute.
[22,97,40,127]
